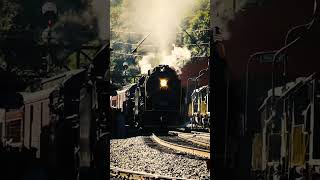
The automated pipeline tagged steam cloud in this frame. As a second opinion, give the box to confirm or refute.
[139,44,191,74]
[118,0,195,74]
[138,54,154,75]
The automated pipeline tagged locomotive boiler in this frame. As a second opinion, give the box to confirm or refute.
[133,65,182,129]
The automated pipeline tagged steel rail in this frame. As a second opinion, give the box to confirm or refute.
[171,130,210,139]
[110,166,187,180]
[169,131,210,147]
[177,134,210,148]
[191,131,210,137]
[152,134,210,159]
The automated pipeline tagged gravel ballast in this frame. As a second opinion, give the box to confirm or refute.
[110,136,210,179]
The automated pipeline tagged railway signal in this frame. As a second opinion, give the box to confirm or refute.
[42,2,58,27]
[41,2,58,74]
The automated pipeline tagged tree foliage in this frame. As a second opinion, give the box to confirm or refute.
[0,1,21,31]
[182,0,210,56]
[110,0,210,86]
[0,0,101,78]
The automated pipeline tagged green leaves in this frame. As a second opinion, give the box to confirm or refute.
[182,0,210,56]
[0,0,21,31]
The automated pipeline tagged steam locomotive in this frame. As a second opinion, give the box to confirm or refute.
[111,65,183,130]
[0,45,110,180]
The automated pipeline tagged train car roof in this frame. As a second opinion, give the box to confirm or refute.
[258,86,283,111]
[22,69,88,104]
[21,87,57,104]
[198,85,208,92]
[191,85,208,96]
[258,75,314,110]
[279,73,316,99]
[41,69,86,86]
[116,83,136,94]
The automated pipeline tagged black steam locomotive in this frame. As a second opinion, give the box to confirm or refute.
[112,65,183,130]
[0,45,110,180]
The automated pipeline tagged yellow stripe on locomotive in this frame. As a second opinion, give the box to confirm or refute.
[291,125,309,166]
[251,133,262,170]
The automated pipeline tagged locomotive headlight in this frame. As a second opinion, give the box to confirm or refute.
[160,78,168,89]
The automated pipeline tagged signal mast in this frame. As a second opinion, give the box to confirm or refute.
[41,1,57,74]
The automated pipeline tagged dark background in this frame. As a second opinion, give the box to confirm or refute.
[212,0,320,179]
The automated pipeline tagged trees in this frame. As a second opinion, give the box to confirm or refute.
[110,0,210,85]
[110,0,141,86]
[0,1,101,77]
[182,0,210,56]
[0,1,22,31]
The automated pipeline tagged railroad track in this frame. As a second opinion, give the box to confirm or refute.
[111,136,210,180]
[169,131,210,148]
[191,131,210,137]
[110,166,187,180]
[190,132,210,141]
[152,133,210,159]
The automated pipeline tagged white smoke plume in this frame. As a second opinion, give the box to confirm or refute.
[117,0,195,74]
[138,54,154,74]
[160,44,191,74]
[139,44,191,74]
